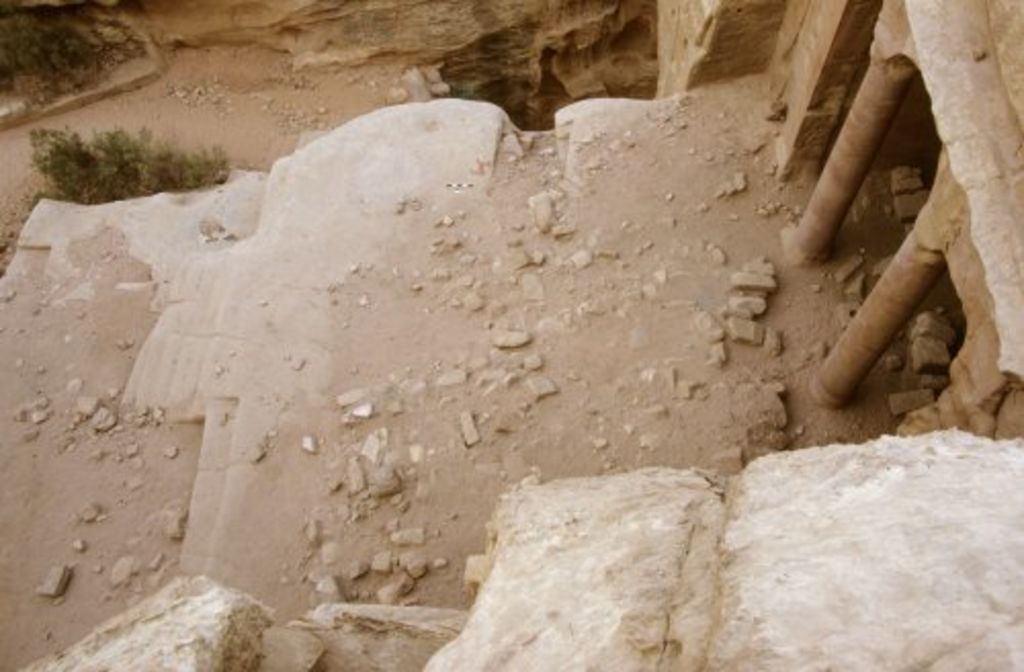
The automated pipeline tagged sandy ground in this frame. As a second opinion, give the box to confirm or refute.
[0,46,960,669]
[0,46,398,276]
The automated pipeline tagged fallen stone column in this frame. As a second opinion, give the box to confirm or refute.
[784,55,917,264]
[811,170,953,408]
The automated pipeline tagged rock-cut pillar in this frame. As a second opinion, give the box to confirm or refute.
[811,194,946,409]
[783,56,917,265]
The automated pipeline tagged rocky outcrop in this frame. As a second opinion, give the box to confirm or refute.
[23,576,272,671]
[18,433,1024,670]
[708,430,1024,670]
[889,0,1024,437]
[657,0,788,93]
[289,604,466,671]
[134,0,657,129]
[22,577,466,672]
[428,431,1024,670]
[426,469,726,671]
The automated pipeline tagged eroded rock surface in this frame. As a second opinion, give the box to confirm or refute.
[23,576,272,672]
[136,0,657,128]
[428,431,1024,671]
[426,468,727,671]
[710,430,1024,670]
[289,603,466,672]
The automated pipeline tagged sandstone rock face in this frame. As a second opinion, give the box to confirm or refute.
[426,431,1024,670]
[425,468,727,671]
[751,0,1024,436]
[289,603,466,672]
[709,430,1024,669]
[136,0,657,128]
[23,576,272,671]
[658,0,787,93]
[893,0,1024,438]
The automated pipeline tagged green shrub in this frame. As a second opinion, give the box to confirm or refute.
[31,128,230,204]
[0,8,95,89]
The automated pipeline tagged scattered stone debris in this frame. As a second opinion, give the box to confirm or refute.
[160,502,189,541]
[910,336,951,374]
[301,435,319,455]
[883,353,905,371]
[343,560,369,581]
[569,250,594,270]
[347,457,367,493]
[891,165,925,195]
[336,389,369,408]
[320,542,343,566]
[525,376,559,401]
[349,403,375,420]
[314,576,343,604]
[730,271,777,293]
[459,412,481,447]
[367,464,403,498]
[727,317,765,346]
[78,503,103,524]
[371,551,393,574]
[491,330,532,349]
[907,311,955,384]
[37,566,72,598]
[436,369,468,387]
[399,551,429,579]
[377,574,414,605]
[528,192,555,233]
[715,172,748,199]
[693,310,725,343]
[361,429,388,464]
[910,311,957,347]
[90,406,118,433]
[890,166,931,224]
[110,556,137,587]
[707,342,728,368]
[75,396,100,420]
[727,295,767,319]
[888,389,936,416]
[920,374,951,391]
[390,527,426,546]
[757,328,779,358]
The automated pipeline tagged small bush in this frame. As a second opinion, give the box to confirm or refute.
[31,128,229,204]
[0,8,95,90]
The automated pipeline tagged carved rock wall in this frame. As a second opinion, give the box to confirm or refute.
[657,0,787,94]
[135,0,658,129]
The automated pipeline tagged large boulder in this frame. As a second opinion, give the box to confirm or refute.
[708,430,1024,669]
[427,431,1024,670]
[23,576,272,671]
[425,468,727,671]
